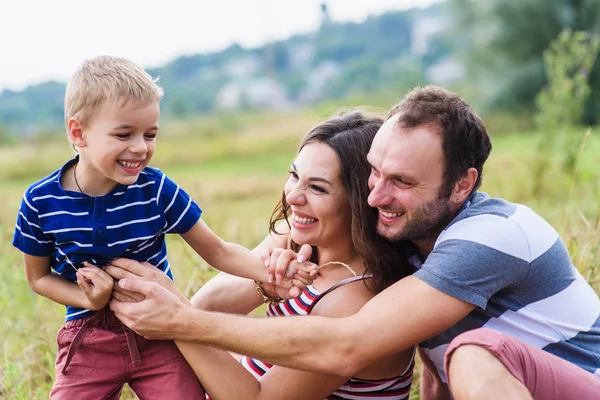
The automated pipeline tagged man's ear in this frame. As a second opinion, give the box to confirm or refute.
[67,118,85,148]
[452,167,478,203]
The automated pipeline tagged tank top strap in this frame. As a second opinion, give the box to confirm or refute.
[307,274,373,314]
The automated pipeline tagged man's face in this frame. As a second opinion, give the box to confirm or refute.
[366,116,454,250]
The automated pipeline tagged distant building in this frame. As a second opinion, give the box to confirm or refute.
[298,61,341,103]
[412,14,464,84]
[412,15,448,56]
[217,78,290,110]
[288,43,315,71]
[426,57,464,84]
[223,55,262,81]
[217,84,242,110]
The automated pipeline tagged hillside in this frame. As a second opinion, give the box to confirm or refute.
[0,3,451,135]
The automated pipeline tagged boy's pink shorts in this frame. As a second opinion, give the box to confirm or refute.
[50,308,205,400]
[445,328,600,399]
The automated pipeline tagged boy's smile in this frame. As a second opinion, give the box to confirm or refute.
[69,99,160,196]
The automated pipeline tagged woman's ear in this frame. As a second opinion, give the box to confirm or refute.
[67,118,85,148]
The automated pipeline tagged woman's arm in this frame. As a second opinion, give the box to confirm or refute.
[176,279,377,400]
[190,272,260,313]
[176,341,350,400]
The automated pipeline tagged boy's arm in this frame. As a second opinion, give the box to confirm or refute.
[191,226,290,313]
[181,220,267,282]
[24,254,113,310]
[181,220,312,289]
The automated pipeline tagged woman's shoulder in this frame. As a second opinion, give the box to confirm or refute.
[309,275,375,318]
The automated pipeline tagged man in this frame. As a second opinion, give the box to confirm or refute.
[110,86,600,399]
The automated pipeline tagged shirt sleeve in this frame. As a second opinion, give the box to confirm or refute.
[157,172,202,234]
[414,215,531,309]
[12,191,54,256]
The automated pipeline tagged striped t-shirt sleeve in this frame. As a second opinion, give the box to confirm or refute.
[13,191,53,257]
[414,214,531,309]
[157,172,202,234]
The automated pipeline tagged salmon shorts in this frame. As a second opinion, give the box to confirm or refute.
[444,328,600,400]
[50,307,205,400]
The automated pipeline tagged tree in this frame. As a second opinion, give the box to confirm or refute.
[532,29,599,194]
[451,0,600,123]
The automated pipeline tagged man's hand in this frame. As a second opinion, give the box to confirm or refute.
[76,265,113,310]
[102,258,188,304]
[109,278,190,340]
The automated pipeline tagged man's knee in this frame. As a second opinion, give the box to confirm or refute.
[445,328,511,387]
[445,343,490,381]
[444,329,534,400]
[444,328,504,374]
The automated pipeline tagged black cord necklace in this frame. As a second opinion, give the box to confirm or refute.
[73,163,85,194]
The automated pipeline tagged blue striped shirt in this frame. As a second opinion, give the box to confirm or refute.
[414,192,600,383]
[13,157,202,321]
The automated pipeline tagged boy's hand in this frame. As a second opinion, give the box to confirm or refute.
[77,266,114,310]
[261,244,318,298]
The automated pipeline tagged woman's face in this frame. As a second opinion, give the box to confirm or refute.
[284,141,352,248]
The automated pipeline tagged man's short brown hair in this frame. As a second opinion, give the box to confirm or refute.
[388,86,492,196]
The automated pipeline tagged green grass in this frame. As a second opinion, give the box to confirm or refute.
[0,113,598,399]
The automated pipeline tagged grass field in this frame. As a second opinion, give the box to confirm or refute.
[1,111,598,399]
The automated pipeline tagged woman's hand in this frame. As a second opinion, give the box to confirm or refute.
[99,259,189,305]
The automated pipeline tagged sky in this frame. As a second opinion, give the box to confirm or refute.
[0,0,439,92]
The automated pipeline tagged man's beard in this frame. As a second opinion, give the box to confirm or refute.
[377,195,453,243]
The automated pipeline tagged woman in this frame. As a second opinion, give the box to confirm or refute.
[108,111,415,399]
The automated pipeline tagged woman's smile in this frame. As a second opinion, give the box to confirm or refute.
[290,211,318,229]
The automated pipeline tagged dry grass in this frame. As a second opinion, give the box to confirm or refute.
[0,114,598,399]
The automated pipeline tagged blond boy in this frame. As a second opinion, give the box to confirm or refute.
[13,56,310,399]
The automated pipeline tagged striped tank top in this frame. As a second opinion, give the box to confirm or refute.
[241,275,415,399]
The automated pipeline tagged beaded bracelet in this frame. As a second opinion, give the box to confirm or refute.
[254,261,356,305]
[254,280,285,305]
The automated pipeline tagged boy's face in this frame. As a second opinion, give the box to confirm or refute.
[77,99,159,195]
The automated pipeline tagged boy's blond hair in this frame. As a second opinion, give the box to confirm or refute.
[64,55,164,125]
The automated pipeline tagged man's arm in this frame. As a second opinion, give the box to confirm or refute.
[111,275,475,377]
[174,273,375,400]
